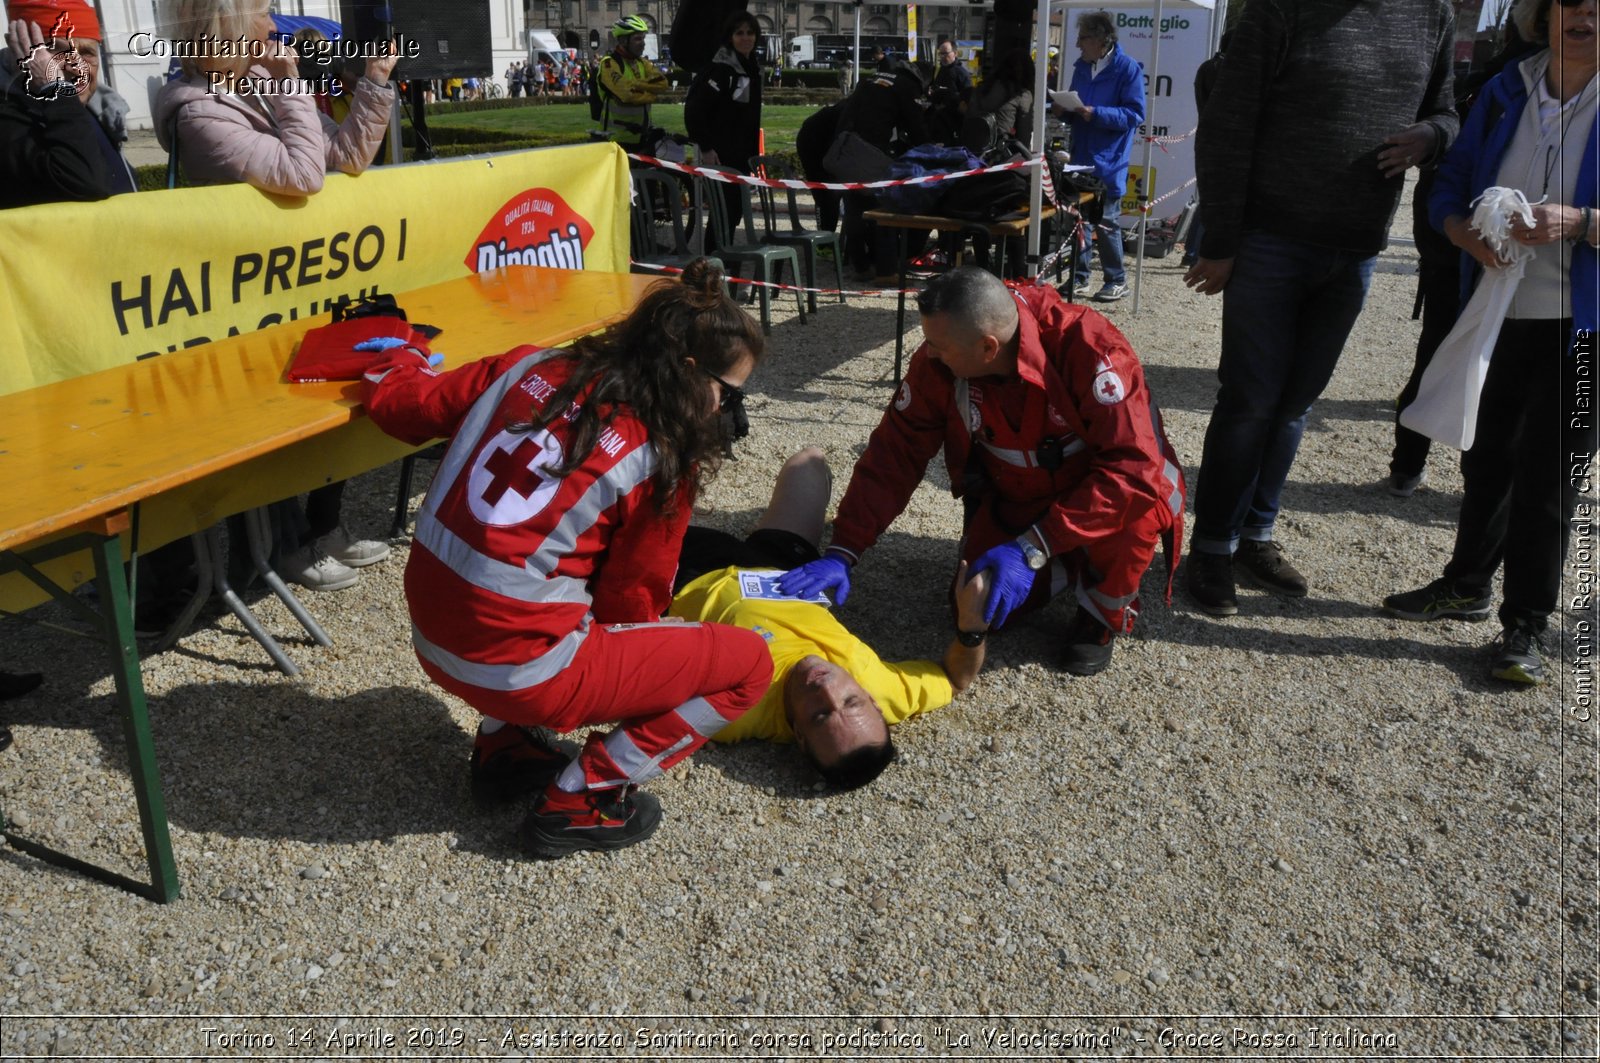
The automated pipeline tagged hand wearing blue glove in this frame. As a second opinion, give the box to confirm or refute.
[969,541,1036,628]
[775,552,853,605]
[355,336,445,368]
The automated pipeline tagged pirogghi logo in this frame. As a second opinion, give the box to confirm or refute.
[467,189,596,273]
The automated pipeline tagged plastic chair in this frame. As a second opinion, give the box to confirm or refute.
[701,168,807,333]
[631,169,722,277]
[748,154,847,313]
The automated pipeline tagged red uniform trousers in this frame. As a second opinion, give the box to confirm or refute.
[424,620,771,791]
[957,493,1164,634]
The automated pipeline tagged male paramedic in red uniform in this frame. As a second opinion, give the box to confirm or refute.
[778,267,1184,675]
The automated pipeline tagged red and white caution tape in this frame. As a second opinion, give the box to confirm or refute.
[630,259,917,297]
[1136,176,1198,216]
[1141,126,1197,151]
[627,153,1041,193]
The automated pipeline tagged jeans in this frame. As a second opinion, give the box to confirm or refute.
[1444,318,1589,632]
[1074,217,1126,286]
[1191,231,1375,554]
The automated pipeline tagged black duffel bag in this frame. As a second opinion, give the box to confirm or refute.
[935,164,1030,222]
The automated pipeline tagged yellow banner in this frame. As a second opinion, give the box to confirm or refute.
[0,142,630,397]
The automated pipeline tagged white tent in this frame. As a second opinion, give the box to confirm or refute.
[1028,0,1217,312]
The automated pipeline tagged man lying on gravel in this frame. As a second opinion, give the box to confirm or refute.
[778,267,1184,677]
[668,448,991,790]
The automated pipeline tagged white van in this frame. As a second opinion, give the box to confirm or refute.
[527,29,573,74]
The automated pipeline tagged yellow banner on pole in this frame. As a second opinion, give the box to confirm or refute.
[0,142,630,397]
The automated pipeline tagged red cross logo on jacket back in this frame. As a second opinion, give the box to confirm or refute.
[467,428,566,526]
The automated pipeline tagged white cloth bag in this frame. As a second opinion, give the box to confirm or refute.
[1400,187,1536,451]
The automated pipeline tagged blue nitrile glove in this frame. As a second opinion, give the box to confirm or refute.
[969,541,1035,628]
[775,551,853,605]
[353,336,409,352]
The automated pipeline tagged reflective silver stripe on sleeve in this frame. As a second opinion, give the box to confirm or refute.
[1150,405,1183,515]
[597,728,695,787]
[411,616,589,691]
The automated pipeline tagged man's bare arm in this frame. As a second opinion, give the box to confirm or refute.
[943,562,990,693]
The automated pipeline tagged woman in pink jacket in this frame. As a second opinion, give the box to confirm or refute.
[153,0,399,588]
[153,0,396,196]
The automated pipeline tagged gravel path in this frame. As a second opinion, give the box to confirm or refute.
[1,179,1595,1058]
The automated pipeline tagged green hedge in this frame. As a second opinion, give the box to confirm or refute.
[776,69,849,90]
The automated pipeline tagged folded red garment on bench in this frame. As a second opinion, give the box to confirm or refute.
[286,317,428,383]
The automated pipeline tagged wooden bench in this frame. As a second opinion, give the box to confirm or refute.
[0,266,659,901]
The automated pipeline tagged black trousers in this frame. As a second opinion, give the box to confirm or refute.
[1391,253,1462,476]
[1443,317,1594,631]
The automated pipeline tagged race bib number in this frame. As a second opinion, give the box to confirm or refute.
[738,569,829,605]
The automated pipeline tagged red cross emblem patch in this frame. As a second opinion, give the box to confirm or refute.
[467,428,565,526]
[1092,365,1126,406]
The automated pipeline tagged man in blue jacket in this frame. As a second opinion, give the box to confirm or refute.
[1054,12,1144,303]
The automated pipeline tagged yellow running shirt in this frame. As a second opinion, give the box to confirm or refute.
[669,567,954,743]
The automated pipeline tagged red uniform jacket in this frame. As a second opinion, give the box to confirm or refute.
[831,285,1183,566]
[362,346,687,705]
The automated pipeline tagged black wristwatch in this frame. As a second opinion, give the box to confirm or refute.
[956,628,987,647]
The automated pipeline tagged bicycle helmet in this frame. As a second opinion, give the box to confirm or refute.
[611,14,649,38]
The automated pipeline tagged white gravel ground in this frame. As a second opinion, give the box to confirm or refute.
[1,178,1596,1059]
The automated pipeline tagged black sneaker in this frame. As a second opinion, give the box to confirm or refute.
[1489,625,1547,685]
[1061,606,1116,676]
[1386,469,1426,498]
[1382,578,1493,622]
[1235,539,1308,597]
[1185,550,1238,617]
[519,784,663,858]
[470,725,570,803]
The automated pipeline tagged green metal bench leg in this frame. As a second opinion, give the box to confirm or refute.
[95,531,180,902]
[0,530,181,901]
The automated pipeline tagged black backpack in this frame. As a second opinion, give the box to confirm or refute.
[669,0,746,74]
[937,166,1030,222]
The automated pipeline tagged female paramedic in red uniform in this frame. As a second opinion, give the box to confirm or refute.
[363,260,770,858]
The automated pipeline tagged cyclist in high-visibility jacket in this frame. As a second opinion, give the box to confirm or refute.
[598,14,668,146]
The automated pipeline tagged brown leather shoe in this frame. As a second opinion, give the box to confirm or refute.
[1235,539,1309,597]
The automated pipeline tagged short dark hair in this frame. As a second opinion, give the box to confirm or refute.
[915,266,1017,341]
[810,735,898,791]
